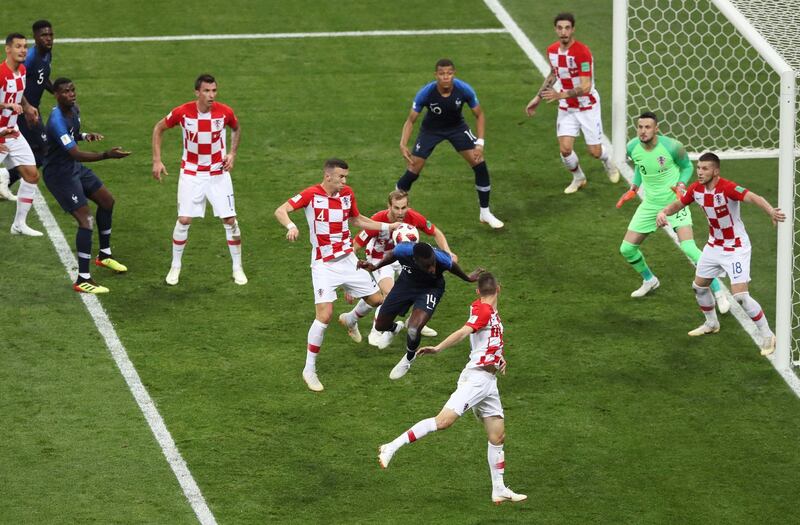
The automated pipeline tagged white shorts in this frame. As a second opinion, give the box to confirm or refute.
[444,368,504,419]
[696,245,751,284]
[311,252,379,304]
[177,172,236,218]
[556,104,604,145]
[372,260,401,284]
[0,134,36,169]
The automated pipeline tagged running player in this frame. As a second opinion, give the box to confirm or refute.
[525,12,619,193]
[657,152,784,355]
[397,58,504,229]
[274,158,401,392]
[152,74,246,286]
[378,272,527,505]
[354,189,457,347]
[43,78,130,293]
[358,242,483,380]
[617,112,730,313]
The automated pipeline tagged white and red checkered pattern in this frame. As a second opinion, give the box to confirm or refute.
[289,184,360,262]
[682,178,751,251]
[465,300,505,370]
[547,40,598,111]
[164,101,237,176]
[0,62,26,143]
[355,208,436,263]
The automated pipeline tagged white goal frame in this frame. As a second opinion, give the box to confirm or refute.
[612,0,797,370]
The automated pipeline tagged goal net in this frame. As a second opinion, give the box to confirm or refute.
[612,0,799,372]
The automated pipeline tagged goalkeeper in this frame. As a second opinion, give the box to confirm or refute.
[616,112,729,312]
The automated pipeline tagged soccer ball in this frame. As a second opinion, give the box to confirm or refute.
[392,224,419,244]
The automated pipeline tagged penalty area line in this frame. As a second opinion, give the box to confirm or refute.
[483,0,800,398]
[55,28,508,44]
[32,191,218,524]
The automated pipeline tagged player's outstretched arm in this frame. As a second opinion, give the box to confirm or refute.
[744,192,786,225]
[350,215,400,236]
[526,71,555,117]
[432,228,457,263]
[358,250,397,273]
[151,119,169,182]
[399,110,420,163]
[274,202,300,241]
[448,262,484,283]
[417,325,474,356]
[68,145,130,163]
[656,200,687,227]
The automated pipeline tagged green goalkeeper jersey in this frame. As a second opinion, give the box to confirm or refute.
[626,134,693,207]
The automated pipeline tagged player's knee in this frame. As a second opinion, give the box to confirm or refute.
[560,148,573,158]
[489,432,505,446]
[619,241,639,261]
[733,292,749,306]
[692,281,709,293]
[178,217,192,226]
[406,325,420,341]
[435,413,455,430]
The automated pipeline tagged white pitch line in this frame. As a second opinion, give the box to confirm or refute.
[55,28,508,44]
[483,0,800,397]
[31,191,218,524]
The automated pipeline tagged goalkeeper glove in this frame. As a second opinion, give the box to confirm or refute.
[672,181,687,199]
[616,189,637,208]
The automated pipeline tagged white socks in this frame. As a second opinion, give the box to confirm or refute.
[306,319,328,372]
[561,151,585,180]
[488,442,506,491]
[14,180,37,225]
[171,221,190,268]
[734,292,773,337]
[692,282,719,326]
[388,417,437,451]
[344,299,373,326]
[224,221,243,271]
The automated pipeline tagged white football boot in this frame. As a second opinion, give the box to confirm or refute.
[378,444,395,469]
[377,321,404,350]
[760,335,776,356]
[492,487,528,505]
[479,208,504,229]
[302,370,324,392]
[389,354,414,380]
[563,177,587,194]
[339,312,362,343]
[420,325,437,337]
[10,222,43,236]
[165,266,181,286]
[630,277,660,298]
[687,322,720,337]
[714,290,731,314]
[232,268,248,285]
[0,168,17,201]
[604,160,620,183]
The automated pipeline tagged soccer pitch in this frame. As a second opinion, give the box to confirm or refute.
[2,1,799,523]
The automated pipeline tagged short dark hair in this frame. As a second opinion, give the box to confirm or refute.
[477,272,498,296]
[194,74,216,90]
[387,190,409,205]
[6,33,25,45]
[554,12,576,27]
[638,111,658,123]
[32,20,52,34]
[412,242,435,264]
[435,58,454,69]
[53,77,73,91]
[698,152,721,168]
[323,158,349,172]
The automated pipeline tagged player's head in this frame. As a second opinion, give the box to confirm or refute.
[387,190,409,221]
[53,77,76,107]
[322,158,349,191]
[636,111,659,144]
[697,152,721,185]
[434,58,455,89]
[412,242,436,274]
[194,74,217,106]
[32,20,53,51]
[5,33,27,64]
[554,13,576,44]
[476,271,499,297]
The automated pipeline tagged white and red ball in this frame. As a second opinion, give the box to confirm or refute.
[392,223,420,244]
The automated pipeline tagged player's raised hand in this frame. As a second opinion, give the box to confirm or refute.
[222,152,236,171]
[525,95,541,117]
[467,267,485,282]
[656,211,669,227]
[416,345,441,356]
[616,189,637,208]
[357,260,376,272]
[152,161,168,182]
[106,147,130,159]
[400,144,412,163]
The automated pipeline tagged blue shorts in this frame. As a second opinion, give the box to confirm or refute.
[17,116,47,167]
[380,281,445,319]
[43,164,103,213]
[412,123,476,159]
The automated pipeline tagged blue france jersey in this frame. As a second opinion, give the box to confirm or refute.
[412,78,479,131]
[44,106,81,173]
[24,47,52,108]
[393,242,453,288]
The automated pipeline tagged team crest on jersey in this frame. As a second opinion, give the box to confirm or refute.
[455,98,462,108]
[714,194,725,206]
[213,118,224,131]
[657,155,666,168]
[341,196,351,208]
[567,56,576,68]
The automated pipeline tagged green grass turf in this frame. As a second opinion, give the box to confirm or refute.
[2,1,798,523]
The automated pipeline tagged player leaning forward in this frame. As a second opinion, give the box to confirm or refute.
[656,152,783,355]
[275,158,400,392]
[378,271,526,505]
[152,74,246,286]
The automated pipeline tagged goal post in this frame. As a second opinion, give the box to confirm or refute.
[612,0,797,371]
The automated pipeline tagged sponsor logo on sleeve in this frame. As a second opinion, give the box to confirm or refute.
[581,62,591,72]
[60,133,72,146]
[735,185,746,193]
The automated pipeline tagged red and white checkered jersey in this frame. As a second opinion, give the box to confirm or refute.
[547,40,598,111]
[464,299,505,370]
[288,184,361,263]
[681,178,751,251]
[355,208,436,263]
[0,62,26,143]
[163,101,238,177]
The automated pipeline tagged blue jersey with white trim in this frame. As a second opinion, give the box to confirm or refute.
[44,105,81,173]
[412,78,478,131]
[23,46,52,108]
[393,242,453,288]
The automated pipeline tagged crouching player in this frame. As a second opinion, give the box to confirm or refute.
[377,271,527,505]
